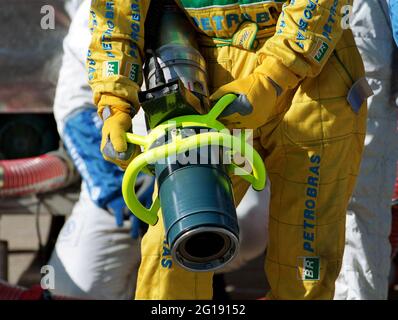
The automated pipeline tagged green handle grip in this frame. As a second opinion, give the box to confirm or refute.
[122,131,266,225]
[121,93,267,225]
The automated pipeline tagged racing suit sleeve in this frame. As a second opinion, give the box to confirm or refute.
[257,0,353,91]
[63,108,125,209]
[87,0,151,113]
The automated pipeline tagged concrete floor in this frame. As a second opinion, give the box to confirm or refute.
[0,186,79,287]
[0,213,52,285]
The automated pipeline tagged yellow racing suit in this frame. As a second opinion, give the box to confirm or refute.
[87,0,368,299]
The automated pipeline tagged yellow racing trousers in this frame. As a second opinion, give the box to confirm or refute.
[135,29,367,300]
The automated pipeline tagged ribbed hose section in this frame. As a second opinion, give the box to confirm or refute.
[0,154,69,197]
[0,281,25,300]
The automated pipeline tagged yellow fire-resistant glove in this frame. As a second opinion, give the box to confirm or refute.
[210,56,300,129]
[98,94,138,170]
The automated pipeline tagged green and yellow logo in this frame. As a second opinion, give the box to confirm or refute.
[313,41,329,63]
[103,61,120,77]
[127,62,140,83]
[298,257,320,281]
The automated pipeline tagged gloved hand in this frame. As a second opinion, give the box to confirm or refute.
[106,196,146,239]
[106,174,155,239]
[98,94,138,169]
[210,56,299,129]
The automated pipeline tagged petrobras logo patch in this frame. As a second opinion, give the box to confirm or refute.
[103,61,120,77]
[311,40,329,63]
[126,62,140,83]
[297,256,320,281]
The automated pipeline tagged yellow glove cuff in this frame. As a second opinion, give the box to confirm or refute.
[98,94,133,120]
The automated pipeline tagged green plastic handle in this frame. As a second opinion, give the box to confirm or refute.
[122,131,266,225]
[122,147,160,226]
[121,93,266,225]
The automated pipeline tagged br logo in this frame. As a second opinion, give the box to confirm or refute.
[103,61,120,77]
[297,257,320,281]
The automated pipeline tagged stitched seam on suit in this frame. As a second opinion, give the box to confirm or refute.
[266,171,359,186]
[292,96,348,103]
[316,74,323,261]
[333,51,354,84]
[269,214,345,227]
[334,44,361,63]
[282,131,365,147]
[266,257,341,269]
[274,101,288,299]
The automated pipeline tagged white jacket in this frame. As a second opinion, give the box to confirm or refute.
[335,0,398,300]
